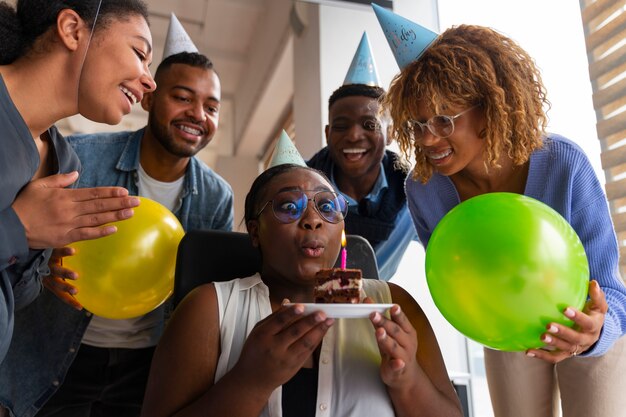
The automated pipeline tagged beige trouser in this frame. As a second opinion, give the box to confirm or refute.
[484,336,626,417]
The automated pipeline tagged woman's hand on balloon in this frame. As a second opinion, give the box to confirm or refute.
[527,280,607,363]
[43,247,83,310]
[232,302,334,394]
[369,302,419,389]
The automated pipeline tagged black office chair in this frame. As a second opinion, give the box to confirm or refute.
[173,230,379,307]
[173,230,261,307]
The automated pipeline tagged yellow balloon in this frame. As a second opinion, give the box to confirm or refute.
[64,197,185,319]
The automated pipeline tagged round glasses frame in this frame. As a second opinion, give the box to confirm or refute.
[405,105,478,140]
[255,190,348,224]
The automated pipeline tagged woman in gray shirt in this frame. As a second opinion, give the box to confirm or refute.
[0,0,157,364]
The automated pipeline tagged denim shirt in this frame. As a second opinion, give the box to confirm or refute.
[0,128,234,417]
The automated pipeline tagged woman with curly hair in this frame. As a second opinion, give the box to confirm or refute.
[382,24,626,417]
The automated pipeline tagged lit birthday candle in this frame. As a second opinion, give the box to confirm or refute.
[341,229,347,270]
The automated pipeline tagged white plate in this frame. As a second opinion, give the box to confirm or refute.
[285,303,394,319]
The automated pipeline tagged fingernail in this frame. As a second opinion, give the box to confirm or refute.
[104,226,117,235]
[69,288,77,295]
[379,328,387,340]
[122,209,134,218]
[129,197,140,206]
[548,325,558,334]
[293,304,304,314]
[392,305,402,316]
[564,308,575,318]
[371,312,381,323]
[543,335,553,343]
[281,298,290,305]
[526,351,535,357]
[314,313,326,323]
[114,187,128,196]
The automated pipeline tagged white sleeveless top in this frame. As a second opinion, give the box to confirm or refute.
[213,274,396,417]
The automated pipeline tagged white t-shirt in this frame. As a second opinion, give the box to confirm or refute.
[82,164,184,349]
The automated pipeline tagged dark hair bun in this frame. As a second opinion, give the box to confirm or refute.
[0,2,23,64]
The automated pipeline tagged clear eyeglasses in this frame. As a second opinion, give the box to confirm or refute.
[404,106,477,140]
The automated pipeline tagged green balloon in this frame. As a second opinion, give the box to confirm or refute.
[425,193,589,351]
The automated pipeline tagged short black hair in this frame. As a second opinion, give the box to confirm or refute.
[328,84,385,111]
[243,164,330,228]
[155,51,216,80]
[0,0,149,64]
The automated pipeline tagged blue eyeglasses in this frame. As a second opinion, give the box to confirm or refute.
[256,190,349,224]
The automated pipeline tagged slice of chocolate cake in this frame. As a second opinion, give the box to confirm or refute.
[314,268,362,304]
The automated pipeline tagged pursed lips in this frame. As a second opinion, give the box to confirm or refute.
[301,240,325,257]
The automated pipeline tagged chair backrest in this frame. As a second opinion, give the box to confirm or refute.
[173,230,379,307]
[173,230,261,307]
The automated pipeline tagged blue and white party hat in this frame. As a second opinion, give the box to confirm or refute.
[268,130,306,168]
[343,32,380,86]
[163,13,199,60]
[371,3,438,69]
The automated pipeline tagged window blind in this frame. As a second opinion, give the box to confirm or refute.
[580,0,626,278]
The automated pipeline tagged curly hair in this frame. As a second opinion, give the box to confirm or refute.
[382,24,549,183]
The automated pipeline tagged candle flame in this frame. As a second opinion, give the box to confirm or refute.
[341,229,346,247]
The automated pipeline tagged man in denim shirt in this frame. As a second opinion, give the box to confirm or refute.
[0,49,233,417]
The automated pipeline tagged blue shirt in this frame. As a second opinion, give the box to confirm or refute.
[0,128,233,417]
[330,163,417,281]
[406,134,626,357]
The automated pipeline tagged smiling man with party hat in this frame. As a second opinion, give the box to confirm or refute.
[0,13,234,417]
[307,31,417,281]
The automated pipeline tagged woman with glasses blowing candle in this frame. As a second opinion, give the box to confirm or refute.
[141,164,462,417]
[383,24,626,417]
